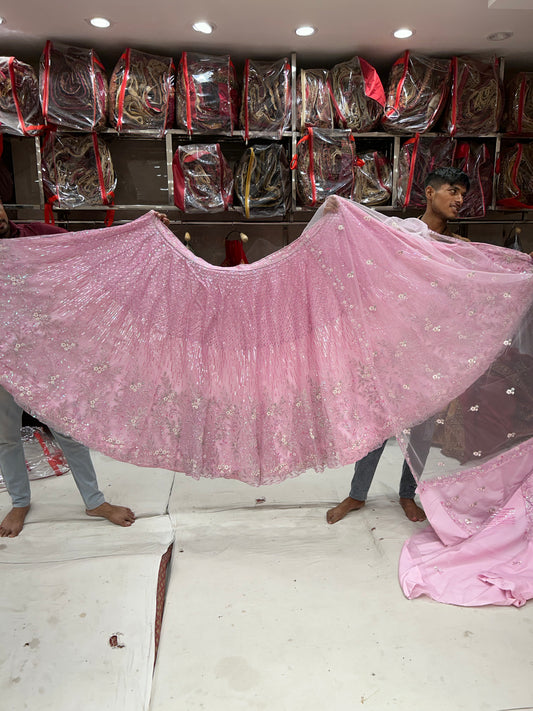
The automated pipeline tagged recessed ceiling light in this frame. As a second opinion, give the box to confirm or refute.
[89,17,111,28]
[393,27,414,39]
[295,25,317,37]
[192,21,215,34]
[487,30,513,41]
[0,17,6,25]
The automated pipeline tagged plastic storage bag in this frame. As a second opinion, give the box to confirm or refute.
[503,72,533,134]
[234,143,291,218]
[109,48,175,136]
[329,56,385,132]
[240,57,291,139]
[496,142,533,209]
[173,143,233,212]
[176,52,239,134]
[442,55,503,136]
[382,51,450,134]
[453,141,493,217]
[0,426,70,491]
[41,131,116,210]
[0,56,44,135]
[396,134,455,208]
[353,151,392,206]
[296,68,334,130]
[40,40,108,131]
[292,127,355,207]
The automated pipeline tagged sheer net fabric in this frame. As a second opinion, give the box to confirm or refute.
[398,302,533,606]
[1,198,532,495]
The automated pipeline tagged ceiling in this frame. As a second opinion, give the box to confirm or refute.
[0,0,533,74]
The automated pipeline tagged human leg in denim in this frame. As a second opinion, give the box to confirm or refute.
[348,441,387,501]
[0,385,104,510]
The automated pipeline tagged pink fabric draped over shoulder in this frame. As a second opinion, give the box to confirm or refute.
[1,197,532,487]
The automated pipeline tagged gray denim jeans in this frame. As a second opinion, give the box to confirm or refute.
[349,440,417,501]
[0,384,105,509]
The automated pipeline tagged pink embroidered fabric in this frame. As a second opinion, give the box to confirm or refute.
[1,197,532,497]
[398,302,533,606]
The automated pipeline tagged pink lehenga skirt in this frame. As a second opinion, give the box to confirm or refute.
[1,197,532,489]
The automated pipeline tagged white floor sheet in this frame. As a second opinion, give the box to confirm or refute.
[0,453,174,711]
[152,439,533,711]
[2,441,533,710]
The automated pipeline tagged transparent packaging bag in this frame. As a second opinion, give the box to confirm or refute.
[496,142,533,209]
[172,143,233,213]
[503,72,533,134]
[176,52,239,134]
[0,426,70,491]
[292,127,355,207]
[382,51,451,134]
[40,40,108,132]
[234,143,291,218]
[240,57,291,139]
[41,131,116,210]
[0,56,44,136]
[329,56,385,132]
[442,55,503,136]
[453,141,493,218]
[109,48,175,136]
[396,134,455,208]
[296,68,334,130]
[353,150,392,206]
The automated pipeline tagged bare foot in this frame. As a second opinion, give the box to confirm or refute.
[86,502,135,527]
[327,497,365,524]
[0,505,31,537]
[399,497,426,522]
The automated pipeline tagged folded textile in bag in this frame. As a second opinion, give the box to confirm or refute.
[453,141,493,218]
[353,151,392,206]
[0,56,44,135]
[109,48,175,136]
[41,131,116,210]
[396,134,455,208]
[0,426,70,491]
[292,127,355,207]
[10,426,71,493]
[382,51,450,134]
[442,55,503,136]
[329,56,385,132]
[176,52,239,134]
[240,57,291,139]
[504,72,533,134]
[496,142,533,209]
[234,143,291,218]
[296,68,334,130]
[173,143,233,212]
[40,40,108,131]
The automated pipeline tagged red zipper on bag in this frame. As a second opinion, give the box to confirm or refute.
[387,51,409,118]
[117,49,131,131]
[404,134,419,206]
[8,57,44,135]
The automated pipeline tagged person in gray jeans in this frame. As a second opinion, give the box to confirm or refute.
[327,441,426,524]
[0,384,136,537]
[0,201,138,538]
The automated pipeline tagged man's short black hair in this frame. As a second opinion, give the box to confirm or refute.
[425,167,470,192]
